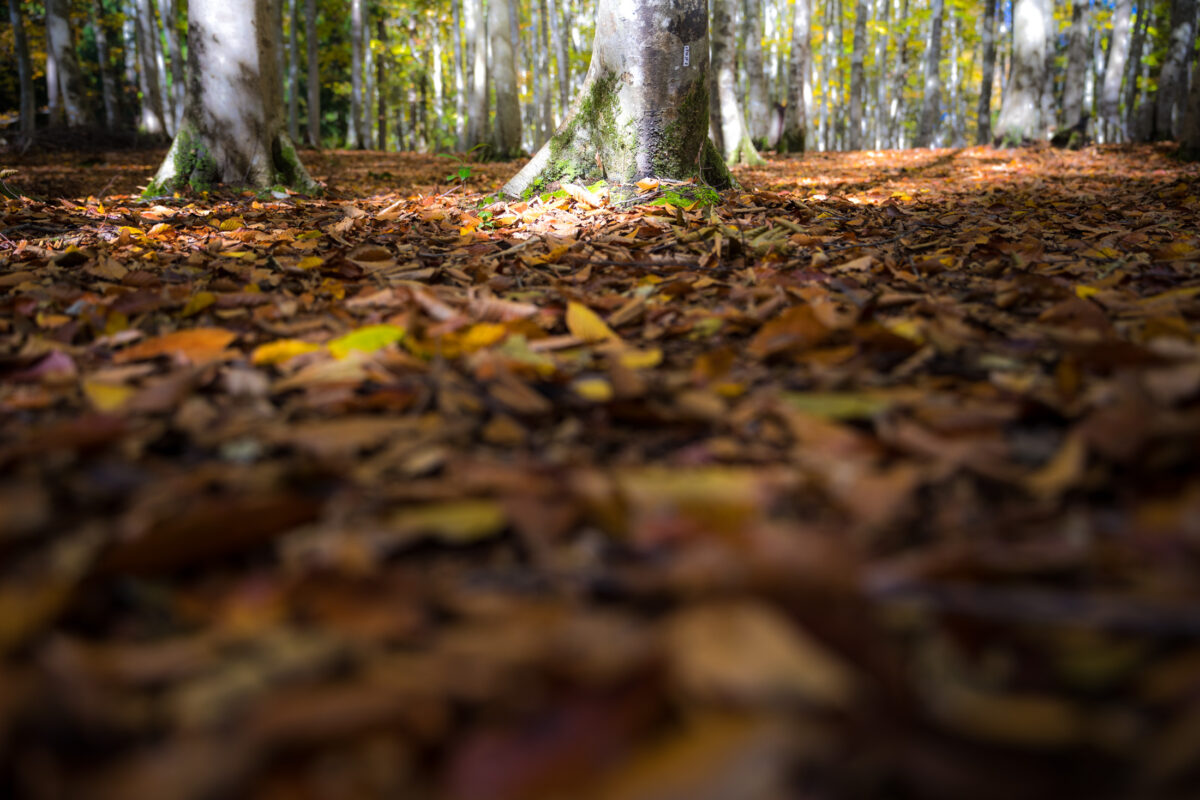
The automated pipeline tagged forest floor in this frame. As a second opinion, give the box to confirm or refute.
[2,142,1200,799]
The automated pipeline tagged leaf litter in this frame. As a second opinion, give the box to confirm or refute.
[2,143,1200,798]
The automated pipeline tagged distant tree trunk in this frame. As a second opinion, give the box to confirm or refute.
[1180,60,1200,159]
[502,0,733,197]
[847,0,868,149]
[451,0,466,150]
[376,18,387,150]
[286,0,299,141]
[548,0,570,113]
[306,0,320,146]
[7,0,35,140]
[995,0,1047,143]
[1098,0,1131,140]
[915,0,943,147]
[88,0,122,130]
[873,0,889,148]
[1154,0,1196,140]
[1061,0,1090,128]
[711,0,765,164]
[364,9,376,148]
[150,0,315,193]
[488,0,522,158]
[742,0,769,144]
[890,0,910,147]
[133,0,167,134]
[948,14,963,144]
[1124,2,1150,138]
[465,0,488,150]
[45,0,91,127]
[977,0,998,143]
[779,0,810,152]
[160,0,184,129]
[431,17,445,148]
[1038,0,1056,130]
[537,0,554,138]
[349,0,366,148]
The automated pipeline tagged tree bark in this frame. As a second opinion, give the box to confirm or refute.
[45,0,91,127]
[465,0,488,150]
[376,17,388,150]
[1154,0,1196,140]
[1062,0,1091,129]
[286,0,300,141]
[873,0,889,149]
[89,0,122,131]
[1124,2,1150,138]
[349,0,366,148]
[160,0,185,129]
[7,0,35,141]
[1038,0,1055,130]
[848,0,868,149]
[306,0,320,146]
[779,0,810,153]
[503,0,732,198]
[1180,59,1200,159]
[711,0,765,164]
[451,0,466,150]
[742,0,769,144]
[149,0,315,193]
[995,0,1047,143]
[1098,0,1131,140]
[133,0,167,134]
[488,0,522,158]
[976,0,998,144]
[915,0,943,147]
[548,0,570,113]
[538,0,555,141]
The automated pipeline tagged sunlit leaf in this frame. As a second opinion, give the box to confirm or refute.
[328,324,406,359]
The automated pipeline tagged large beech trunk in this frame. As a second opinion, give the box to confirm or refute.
[45,0,91,127]
[503,0,732,198]
[994,0,1047,144]
[149,0,314,193]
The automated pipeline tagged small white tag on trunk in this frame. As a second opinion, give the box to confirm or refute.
[683,46,690,67]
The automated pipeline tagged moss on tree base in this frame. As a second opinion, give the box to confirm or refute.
[146,123,318,197]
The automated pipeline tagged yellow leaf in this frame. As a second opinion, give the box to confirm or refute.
[782,391,894,420]
[297,256,325,270]
[219,216,246,231]
[328,324,406,359]
[618,347,663,370]
[573,377,614,402]
[460,322,509,352]
[1075,285,1100,299]
[82,380,135,412]
[251,339,322,365]
[181,291,216,317]
[636,178,661,191]
[146,222,173,237]
[566,301,620,343]
[390,500,507,544]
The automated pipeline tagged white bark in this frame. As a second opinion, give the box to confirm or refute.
[133,0,167,134]
[995,0,1047,143]
[848,0,868,149]
[503,0,731,197]
[306,0,320,146]
[780,0,810,153]
[1062,0,1091,128]
[451,0,466,149]
[465,0,488,149]
[489,0,522,157]
[160,0,184,129]
[150,0,314,192]
[711,0,764,164]
[915,0,943,147]
[349,0,366,148]
[1154,0,1196,139]
[45,0,91,127]
[742,0,769,143]
[1180,60,1200,159]
[1099,0,1131,139]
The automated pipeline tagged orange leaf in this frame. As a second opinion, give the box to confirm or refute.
[113,328,237,364]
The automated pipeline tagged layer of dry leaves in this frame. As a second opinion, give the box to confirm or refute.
[2,143,1200,799]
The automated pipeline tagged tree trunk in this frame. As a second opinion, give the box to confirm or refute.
[465,0,488,150]
[451,0,466,150]
[488,0,523,158]
[503,0,732,198]
[7,0,35,141]
[1098,0,1131,140]
[133,0,167,134]
[848,0,868,149]
[149,0,315,193]
[742,0,769,144]
[711,0,765,164]
[1061,0,1090,128]
[286,0,300,141]
[1124,2,1150,138]
[306,0,320,146]
[779,0,811,152]
[45,0,91,127]
[88,0,122,130]
[364,9,375,149]
[995,0,1047,143]
[349,0,366,148]
[1038,0,1056,130]
[431,17,445,148]
[1180,60,1200,159]
[160,0,185,129]
[1154,0,1197,140]
[376,18,388,149]
[915,0,943,147]
[538,0,555,141]
[548,0,570,113]
[976,0,998,144]
[873,0,889,149]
